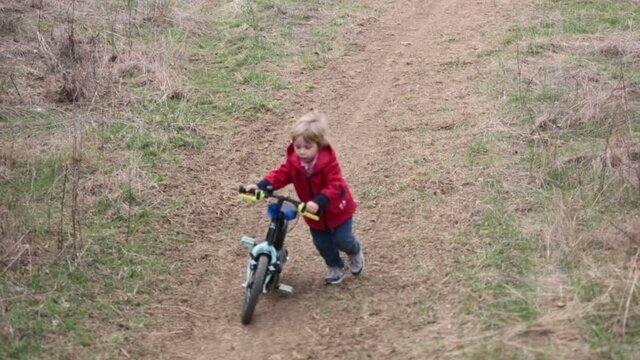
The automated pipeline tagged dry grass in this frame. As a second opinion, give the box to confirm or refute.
[0,0,199,110]
[531,194,640,358]
[594,32,640,60]
[0,0,200,267]
[0,230,32,275]
[513,40,640,191]
[0,1,207,301]
[492,8,640,355]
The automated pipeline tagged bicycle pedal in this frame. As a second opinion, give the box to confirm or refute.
[276,284,294,295]
[240,236,256,248]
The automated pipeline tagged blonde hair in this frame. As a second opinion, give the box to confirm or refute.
[290,110,329,147]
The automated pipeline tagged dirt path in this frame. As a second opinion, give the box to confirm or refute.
[140,0,527,358]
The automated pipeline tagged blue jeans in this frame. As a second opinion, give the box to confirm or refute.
[310,218,361,268]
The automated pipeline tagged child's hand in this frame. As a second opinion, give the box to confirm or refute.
[243,184,258,192]
[305,201,319,214]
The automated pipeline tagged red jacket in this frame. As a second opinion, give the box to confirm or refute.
[258,144,357,230]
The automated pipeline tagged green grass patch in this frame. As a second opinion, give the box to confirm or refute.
[573,277,606,302]
[584,314,640,359]
[503,24,554,45]
[0,148,176,359]
[300,50,325,70]
[507,85,562,109]
[600,60,640,83]
[186,0,371,122]
[189,27,284,120]
[0,154,68,240]
[241,70,289,89]
[476,48,503,58]
[632,118,640,139]
[0,229,171,359]
[360,185,387,201]
[540,0,640,35]
[501,1,640,52]
[544,160,598,190]
[568,53,640,84]
[0,107,69,129]
[92,97,209,165]
[460,192,539,327]
[464,139,490,166]
[0,172,173,359]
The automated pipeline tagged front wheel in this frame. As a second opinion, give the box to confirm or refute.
[240,255,269,325]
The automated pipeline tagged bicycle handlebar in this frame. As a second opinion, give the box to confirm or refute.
[238,186,319,221]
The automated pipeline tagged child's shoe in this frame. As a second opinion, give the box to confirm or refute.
[324,266,344,284]
[348,250,365,276]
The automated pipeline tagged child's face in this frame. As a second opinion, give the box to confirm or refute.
[293,136,318,163]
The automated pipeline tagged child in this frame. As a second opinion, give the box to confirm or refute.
[244,111,364,284]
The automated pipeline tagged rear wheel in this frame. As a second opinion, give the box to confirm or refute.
[240,255,269,325]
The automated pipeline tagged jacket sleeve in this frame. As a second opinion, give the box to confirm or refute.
[261,160,293,191]
[312,159,345,210]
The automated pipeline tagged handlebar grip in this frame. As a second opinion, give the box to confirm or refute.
[239,190,265,202]
[302,212,320,221]
[297,203,319,221]
[239,193,260,202]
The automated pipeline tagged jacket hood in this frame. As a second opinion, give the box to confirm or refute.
[285,143,336,173]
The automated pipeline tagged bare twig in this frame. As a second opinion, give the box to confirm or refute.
[127,0,134,49]
[37,31,60,71]
[126,162,133,242]
[67,0,77,60]
[622,248,640,341]
[1,232,30,275]
[37,0,43,32]
[545,226,551,260]
[516,43,522,107]
[71,127,82,259]
[58,165,68,251]
[607,218,638,243]
[9,74,23,103]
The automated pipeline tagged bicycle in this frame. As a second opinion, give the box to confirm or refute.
[237,186,319,325]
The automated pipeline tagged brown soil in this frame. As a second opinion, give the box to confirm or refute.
[138,0,530,358]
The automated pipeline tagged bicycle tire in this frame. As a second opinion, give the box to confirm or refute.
[240,255,269,325]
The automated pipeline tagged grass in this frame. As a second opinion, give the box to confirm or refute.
[0,154,67,239]
[507,0,640,41]
[360,185,387,201]
[464,139,490,166]
[1,0,372,358]
[459,190,539,327]
[188,0,368,122]
[467,343,545,360]
[0,149,172,358]
[475,0,640,357]
[567,53,640,84]
[0,107,70,132]
[1,231,170,359]
[507,85,562,108]
[554,0,640,34]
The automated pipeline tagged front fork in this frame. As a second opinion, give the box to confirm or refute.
[240,236,292,295]
[242,238,277,291]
